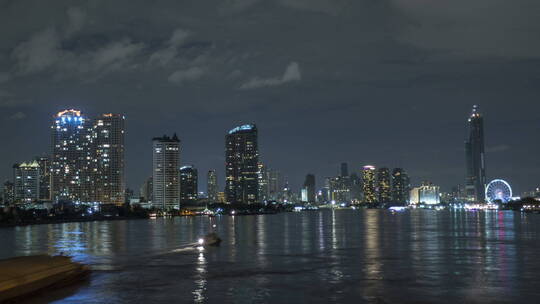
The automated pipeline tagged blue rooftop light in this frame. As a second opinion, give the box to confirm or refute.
[228,124,255,134]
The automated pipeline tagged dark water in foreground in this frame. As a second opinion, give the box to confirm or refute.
[1,209,540,303]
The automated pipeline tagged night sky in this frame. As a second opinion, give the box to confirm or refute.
[1,0,539,194]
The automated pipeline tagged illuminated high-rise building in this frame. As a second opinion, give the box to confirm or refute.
[362,166,376,203]
[180,165,198,205]
[2,181,14,205]
[257,163,269,203]
[465,105,486,202]
[51,109,93,203]
[207,170,218,203]
[225,124,259,204]
[93,114,125,205]
[152,134,180,210]
[301,174,316,203]
[35,156,51,201]
[391,168,409,204]
[13,161,40,204]
[377,167,391,203]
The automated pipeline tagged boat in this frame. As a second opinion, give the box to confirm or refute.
[0,255,90,302]
[198,233,222,247]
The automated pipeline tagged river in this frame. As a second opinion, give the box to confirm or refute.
[1,209,539,303]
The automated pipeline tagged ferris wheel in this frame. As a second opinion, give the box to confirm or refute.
[485,179,512,203]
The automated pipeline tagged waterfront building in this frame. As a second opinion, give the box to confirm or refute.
[391,168,410,204]
[13,161,40,204]
[51,110,93,203]
[267,168,282,200]
[217,192,226,203]
[362,166,377,203]
[93,114,125,205]
[301,174,316,203]
[207,170,218,203]
[410,182,440,205]
[257,163,269,203]
[180,165,198,206]
[2,181,14,205]
[225,124,259,204]
[152,134,180,210]
[349,173,363,203]
[140,176,153,202]
[377,167,391,203]
[35,156,51,201]
[465,105,486,202]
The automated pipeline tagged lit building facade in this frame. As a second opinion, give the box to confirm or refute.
[180,165,198,205]
[93,114,125,205]
[362,166,377,203]
[152,134,180,210]
[410,182,440,205]
[13,161,40,203]
[302,174,316,203]
[465,105,486,202]
[140,176,153,202]
[51,110,93,203]
[2,181,14,205]
[257,163,269,203]
[391,168,410,204]
[377,167,391,203]
[225,124,259,204]
[207,170,218,203]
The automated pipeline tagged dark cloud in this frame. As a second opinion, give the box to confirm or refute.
[0,0,539,193]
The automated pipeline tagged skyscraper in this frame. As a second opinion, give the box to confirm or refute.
[51,110,93,203]
[302,174,316,203]
[377,167,391,203]
[340,162,349,177]
[362,166,376,203]
[225,124,259,204]
[152,134,180,210]
[2,181,14,205]
[257,163,269,203]
[93,114,125,205]
[13,161,40,204]
[35,156,51,201]
[391,168,410,204]
[267,168,281,200]
[465,105,486,203]
[180,165,198,205]
[140,176,153,202]
[207,170,218,203]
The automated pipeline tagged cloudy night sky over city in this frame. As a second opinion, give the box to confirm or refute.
[0,0,539,193]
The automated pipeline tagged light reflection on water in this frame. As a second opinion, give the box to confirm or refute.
[1,210,540,303]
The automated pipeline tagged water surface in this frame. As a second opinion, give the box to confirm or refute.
[1,210,539,303]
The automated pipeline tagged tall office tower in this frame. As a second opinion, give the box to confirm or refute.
[140,176,153,202]
[340,163,349,177]
[13,161,40,204]
[35,156,51,201]
[376,167,391,203]
[180,165,198,205]
[257,163,269,203]
[2,181,14,205]
[152,134,180,210]
[225,124,259,204]
[391,168,409,204]
[349,173,362,203]
[301,174,316,203]
[465,105,486,203]
[207,170,218,203]
[93,114,125,205]
[267,168,281,200]
[51,110,93,203]
[362,166,377,203]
